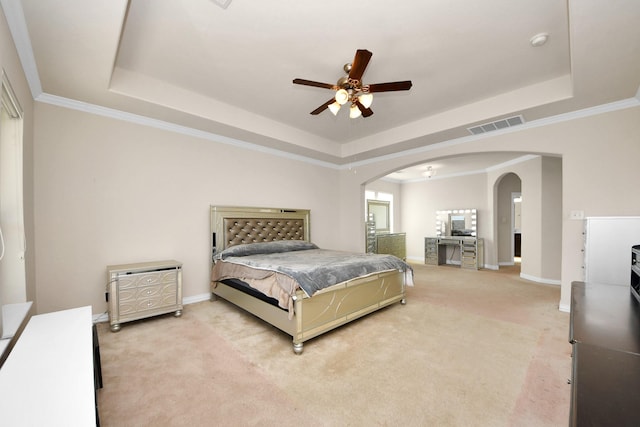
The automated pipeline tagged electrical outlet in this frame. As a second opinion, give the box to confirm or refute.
[570,210,584,220]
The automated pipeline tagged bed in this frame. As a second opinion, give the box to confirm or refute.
[209,205,412,354]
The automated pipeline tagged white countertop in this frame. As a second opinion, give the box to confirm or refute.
[0,306,96,426]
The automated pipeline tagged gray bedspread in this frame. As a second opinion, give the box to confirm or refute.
[214,241,413,297]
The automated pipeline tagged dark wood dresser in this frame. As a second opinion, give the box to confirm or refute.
[569,281,640,426]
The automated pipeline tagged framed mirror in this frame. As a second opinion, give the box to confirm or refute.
[367,200,390,233]
[436,209,477,237]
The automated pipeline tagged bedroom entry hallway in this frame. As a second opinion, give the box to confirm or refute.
[96,262,570,426]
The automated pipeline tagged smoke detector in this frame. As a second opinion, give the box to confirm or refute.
[530,33,549,47]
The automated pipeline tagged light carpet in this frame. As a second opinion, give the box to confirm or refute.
[96,263,571,426]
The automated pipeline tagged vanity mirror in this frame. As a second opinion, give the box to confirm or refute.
[435,209,477,237]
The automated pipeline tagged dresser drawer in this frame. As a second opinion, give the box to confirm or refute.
[118,282,177,303]
[117,270,177,289]
[439,238,460,245]
[119,291,178,316]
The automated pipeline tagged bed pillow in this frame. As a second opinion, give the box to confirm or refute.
[215,240,318,260]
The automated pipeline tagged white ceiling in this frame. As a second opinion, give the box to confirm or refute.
[7,0,640,173]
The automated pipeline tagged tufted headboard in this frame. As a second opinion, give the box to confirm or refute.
[210,206,311,260]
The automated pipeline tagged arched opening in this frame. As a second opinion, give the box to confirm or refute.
[362,152,562,286]
[495,172,522,272]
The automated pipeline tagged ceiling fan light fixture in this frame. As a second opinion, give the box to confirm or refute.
[422,166,436,179]
[292,49,413,118]
[349,104,362,119]
[358,93,373,108]
[328,102,341,116]
[335,89,349,105]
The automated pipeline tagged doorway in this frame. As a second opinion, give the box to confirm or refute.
[496,172,522,268]
[512,192,521,263]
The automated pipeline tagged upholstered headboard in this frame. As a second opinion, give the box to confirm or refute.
[210,206,311,260]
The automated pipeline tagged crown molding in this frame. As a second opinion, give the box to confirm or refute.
[36,91,640,175]
[35,93,340,170]
[0,0,42,99]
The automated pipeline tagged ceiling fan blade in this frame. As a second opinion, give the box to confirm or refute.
[293,78,336,90]
[355,100,374,118]
[348,49,373,81]
[367,80,413,92]
[310,98,336,115]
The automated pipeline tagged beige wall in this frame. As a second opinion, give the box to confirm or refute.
[32,103,342,314]
[540,157,563,280]
[399,174,489,263]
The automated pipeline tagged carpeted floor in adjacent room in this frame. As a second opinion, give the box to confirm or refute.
[96,262,571,427]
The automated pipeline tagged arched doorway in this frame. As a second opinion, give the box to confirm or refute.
[495,172,522,268]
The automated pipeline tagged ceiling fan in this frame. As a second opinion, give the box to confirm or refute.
[293,49,412,119]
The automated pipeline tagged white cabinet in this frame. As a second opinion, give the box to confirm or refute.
[107,260,183,332]
[583,217,640,286]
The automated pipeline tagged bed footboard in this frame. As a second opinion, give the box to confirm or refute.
[212,270,405,354]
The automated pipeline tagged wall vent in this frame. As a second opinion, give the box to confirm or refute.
[467,115,525,135]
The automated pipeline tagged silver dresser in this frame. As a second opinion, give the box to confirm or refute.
[107,260,183,331]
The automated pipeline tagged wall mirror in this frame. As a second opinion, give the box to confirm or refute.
[436,209,477,237]
[367,200,390,233]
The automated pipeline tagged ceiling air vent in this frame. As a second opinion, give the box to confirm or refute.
[467,115,525,135]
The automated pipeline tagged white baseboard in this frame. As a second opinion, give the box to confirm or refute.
[519,273,561,286]
[183,293,212,305]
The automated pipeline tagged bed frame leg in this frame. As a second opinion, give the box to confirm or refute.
[293,342,304,355]
[401,298,406,305]
[210,293,218,302]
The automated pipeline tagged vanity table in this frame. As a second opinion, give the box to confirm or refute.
[425,209,483,270]
[425,236,484,269]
